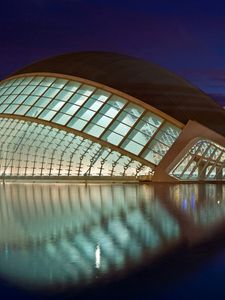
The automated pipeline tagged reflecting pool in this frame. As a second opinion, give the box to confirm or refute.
[0,183,224,292]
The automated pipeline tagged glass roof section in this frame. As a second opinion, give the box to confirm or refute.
[0,75,182,167]
[0,118,152,177]
[170,139,225,181]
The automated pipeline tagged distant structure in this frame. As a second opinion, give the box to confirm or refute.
[0,52,224,181]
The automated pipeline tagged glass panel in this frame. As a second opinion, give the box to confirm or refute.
[53,113,71,125]
[142,149,162,164]
[127,129,150,146]
[135,120,158,139]
[68,94,88,106]
[5,86,17,95]
[121,139,143,155]
[109,120,130,136]
[30,77,44,85]
[43,87,60,98]
[102,131,123,145]
[148,139,169,156]
[12,86,26,94]
[75,107,96,121]
[22,85,36,95]
[51,78,68,88]
[91,89,111,102]
[124,104,144,118]
[3,94,17,103]
[4,104,19,114]
[39,109,57,121]
[47,100,65,111]
[39,77,55,87]
[32,86,48,96]
[84,98,104,111]
[0,104,8,113]
[162,123,181,138]
[26,107,43,117]
[35,97,52,108]
[23,95,39,106]
[91,113,112,128]
[109,96,127,109]
[77,85,95,96]
[154,130,176,147]
[142,112,162,128]
[64,81,81,92]
[15,105,31,115]
[67,117,87,131]
[56,90,73,102]
[61,103,80,115]
[99,104,120,118]
[20,76,34,85]
[84,123,105,137]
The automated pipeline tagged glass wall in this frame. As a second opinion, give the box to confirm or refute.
[170,139,225,181]
[0,75,181,167]
[0,118,152,177]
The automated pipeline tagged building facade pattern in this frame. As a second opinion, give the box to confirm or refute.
[0,118,153,177]
[0,75,181,177]
[170,139,225,181]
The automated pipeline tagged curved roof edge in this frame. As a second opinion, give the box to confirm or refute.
[11,51,225,136]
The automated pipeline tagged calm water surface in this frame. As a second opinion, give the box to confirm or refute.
[0,182,224,297]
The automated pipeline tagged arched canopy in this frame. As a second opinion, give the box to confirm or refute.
[13,51,225,137]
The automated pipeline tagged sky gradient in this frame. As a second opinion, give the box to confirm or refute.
[1,0,225,106]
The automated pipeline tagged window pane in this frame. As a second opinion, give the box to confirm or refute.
[34,97,52,108]
[53,113,71,125]
[22,85,36,95]
[68,117,87,130]
[39,109,57,121]
[43,87,60,98]
[56,90,73,102]
[4,104,19,114]
[47,100,65,111]
[91,89,111,102]
[121,139,143,155]
[69,93,88,106]
[75,107,96,121]
[84,123,105,137]
[102,131,123,145]
[135,120,157,139]
[15,105,31,115]
[64,81,81,92]
[77,84,95,96]
[51,78,68,88]
[142,112,162,128]
[109,120,130,136]
[84,98,104,111]
[91,113,112,128]
[23,95,39,105]
[61,103,79,115]
[142,149,162,164]
[32,86,48,96]
[26,106,43,117]
[128,129,150,146]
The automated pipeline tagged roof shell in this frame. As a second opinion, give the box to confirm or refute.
[13,51,225,136]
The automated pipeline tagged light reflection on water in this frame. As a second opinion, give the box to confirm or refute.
[169,184,225,226]
[0,183,224,290]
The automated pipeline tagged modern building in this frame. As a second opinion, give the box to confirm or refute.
[0,52,224,181]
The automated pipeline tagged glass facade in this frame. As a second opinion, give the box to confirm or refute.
[0,118,152,177]
[170,139,225,181]
[0,75,181,172]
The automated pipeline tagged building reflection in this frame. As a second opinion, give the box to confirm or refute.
[0,183,180,289]
[169,184,225,227]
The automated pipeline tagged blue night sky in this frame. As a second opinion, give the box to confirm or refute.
[1,0,225,106]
